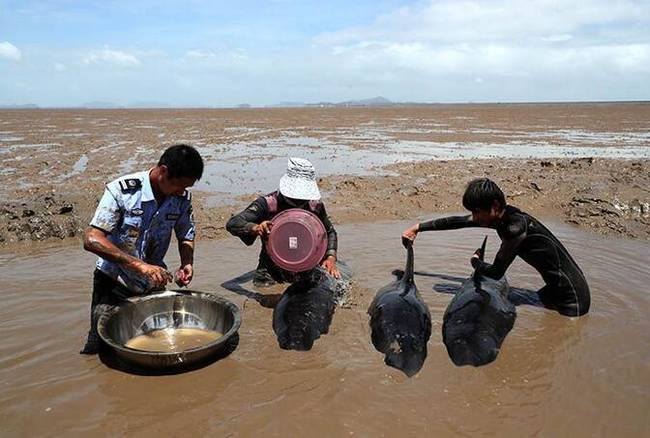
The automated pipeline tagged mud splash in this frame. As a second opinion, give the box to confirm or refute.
[0,219,648,435]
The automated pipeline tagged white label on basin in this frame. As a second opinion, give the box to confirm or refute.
[289,236,298,249]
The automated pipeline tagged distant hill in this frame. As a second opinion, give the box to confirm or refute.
[0,104,39,109]
[269,96,394,108]
[82,101,123,109]
[266,101,307,108]
[128,101,171,108]
[338,96,393,106]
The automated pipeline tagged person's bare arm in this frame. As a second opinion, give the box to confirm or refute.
[175,239,195,286]
[83,226,172,287]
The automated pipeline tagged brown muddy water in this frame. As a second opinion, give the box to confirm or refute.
[124,328,223,353]
[0,219,649,436]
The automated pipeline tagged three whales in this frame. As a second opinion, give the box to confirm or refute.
[241,238,515,375]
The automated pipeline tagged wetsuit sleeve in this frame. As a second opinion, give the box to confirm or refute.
[471,221,527,279]
[418,215,477,231]
[317,203,338,258]
[174,202,196,242]
[89,187,122,233]
[225,197,269,246]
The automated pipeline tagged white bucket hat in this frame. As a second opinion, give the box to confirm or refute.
[278,157,321,201]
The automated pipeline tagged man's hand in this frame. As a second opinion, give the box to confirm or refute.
[175,264,193,287]
[131,260,173,288]
[401,223,419,247]
[321,255,340,279]
[471,247,483,266]
[252,221,273,238]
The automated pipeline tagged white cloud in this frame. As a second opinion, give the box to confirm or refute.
[83,47,141,67]
[0,42,21,61]
[316,0,648,46]
[183,48,248,62]
[185,49,217,60]
[310,0,650,85]
[542,34,573,43]
[321,41,650,79]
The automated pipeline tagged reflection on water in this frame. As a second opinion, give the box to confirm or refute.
[0,220,648,435]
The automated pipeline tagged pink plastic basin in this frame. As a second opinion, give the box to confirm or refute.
[266,208,327,273]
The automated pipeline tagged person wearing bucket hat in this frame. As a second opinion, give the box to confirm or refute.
[226,157,340,287]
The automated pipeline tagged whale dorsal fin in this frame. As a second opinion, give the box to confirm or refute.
[400,241,415,295]
[478,236,488,261]
[472,236,488,286]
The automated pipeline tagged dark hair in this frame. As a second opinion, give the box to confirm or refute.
[158,144,204,180]
[462,178,506,211]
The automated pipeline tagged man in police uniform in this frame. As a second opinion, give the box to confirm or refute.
[80,144,204,354]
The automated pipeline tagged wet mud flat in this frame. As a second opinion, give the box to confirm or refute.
[1,103,649,246]
[1,220,648,436]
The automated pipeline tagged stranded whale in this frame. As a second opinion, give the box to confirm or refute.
[368,241,432,377]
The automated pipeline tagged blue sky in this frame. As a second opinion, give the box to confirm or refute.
[1,0,649,106]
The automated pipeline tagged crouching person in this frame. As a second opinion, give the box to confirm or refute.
[226,157,340,287]
[402,178,590,317]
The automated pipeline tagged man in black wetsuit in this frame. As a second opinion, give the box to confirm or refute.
[226,157,340,287]
[402,178,590,317]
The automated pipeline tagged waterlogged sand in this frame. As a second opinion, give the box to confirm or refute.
[0,221,649,436]
[0,104,649,246]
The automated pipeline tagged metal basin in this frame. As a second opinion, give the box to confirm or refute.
[98,290,241,370]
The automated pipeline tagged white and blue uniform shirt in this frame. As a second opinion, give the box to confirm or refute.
[90,170,195,293]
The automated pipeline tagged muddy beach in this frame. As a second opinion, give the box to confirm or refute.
[1,104,649,435]
[1,104,649,246]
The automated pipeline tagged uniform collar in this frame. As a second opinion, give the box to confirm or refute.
[141,169,155,202]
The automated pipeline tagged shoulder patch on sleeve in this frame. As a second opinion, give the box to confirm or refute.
[118,178,142,194]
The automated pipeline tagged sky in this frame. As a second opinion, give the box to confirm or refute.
[0,0,649,106]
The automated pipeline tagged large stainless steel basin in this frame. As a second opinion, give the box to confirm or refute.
[97,290,241,370]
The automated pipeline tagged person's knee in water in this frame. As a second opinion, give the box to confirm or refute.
[226,157,341,287]
[402,178,591,317]
[80,144,204,354]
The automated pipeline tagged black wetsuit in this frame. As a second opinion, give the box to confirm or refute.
[419,206,590,316]
[226,192,338,283]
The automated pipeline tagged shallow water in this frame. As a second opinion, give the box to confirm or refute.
[0,219,649,436]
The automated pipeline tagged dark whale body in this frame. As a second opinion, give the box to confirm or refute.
[272,263,352,351]
[368,243,432,377]
[442,237,516,367]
